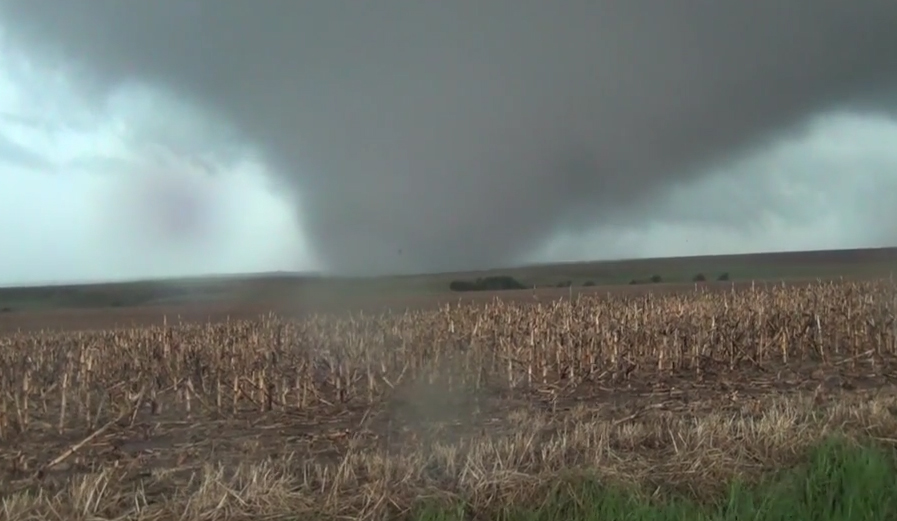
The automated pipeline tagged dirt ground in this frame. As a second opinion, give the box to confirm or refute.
[3,307,897,519]
[2,273,897,518]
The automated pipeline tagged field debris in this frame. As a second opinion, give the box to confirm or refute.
[1,279,897,519]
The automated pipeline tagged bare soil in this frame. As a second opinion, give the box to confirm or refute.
[3,274,897,519]
[4,360,896,519]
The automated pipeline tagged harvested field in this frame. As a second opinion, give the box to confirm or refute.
[2,245,896,326]
[0,276,869,334]
[2,279,897,519]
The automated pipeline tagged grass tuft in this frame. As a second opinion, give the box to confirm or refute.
[413,438,897,521]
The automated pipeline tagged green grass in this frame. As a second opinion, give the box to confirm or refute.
[412,437,897,521]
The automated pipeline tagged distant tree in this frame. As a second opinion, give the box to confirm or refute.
[477,275,527,291]
[0,306,12,313]
[449,280,475,292]
[717,272,731,281]
[583,280,596,287]
[449,275,526,292]
[629,279,640,285]
[556,280,572,288]
[649,274,663,284]
[693,273,706,282]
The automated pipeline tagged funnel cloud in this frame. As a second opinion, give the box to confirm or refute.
[1,2,896,275]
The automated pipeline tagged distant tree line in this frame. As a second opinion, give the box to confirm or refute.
[697,272,730,282]
[629,272,731,285]
[448,275,527,292]
[449,271,732,292]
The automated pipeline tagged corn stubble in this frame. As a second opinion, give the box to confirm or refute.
[2,279,897,520]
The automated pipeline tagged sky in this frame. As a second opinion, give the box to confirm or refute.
[0,2,896,285]
[0,45,315,286]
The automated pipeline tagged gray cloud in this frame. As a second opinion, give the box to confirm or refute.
[0,111,49,131]
[1,1,896,275]
[0,131,53,170]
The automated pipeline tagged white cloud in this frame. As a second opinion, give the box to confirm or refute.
[528,112,897,264]
[0,53,317,286]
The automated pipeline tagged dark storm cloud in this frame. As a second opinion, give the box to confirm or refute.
[1,1,896,274]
